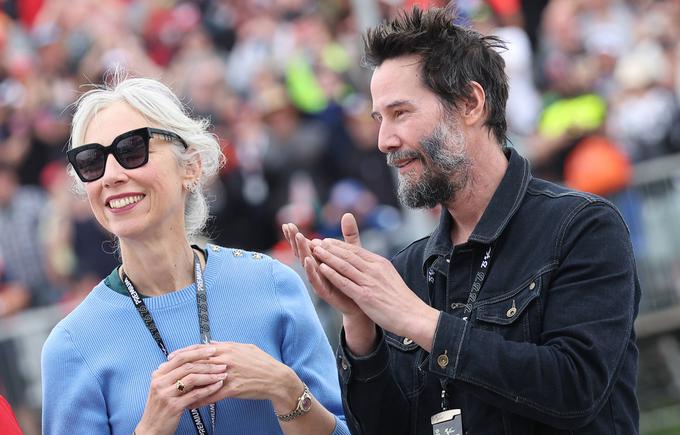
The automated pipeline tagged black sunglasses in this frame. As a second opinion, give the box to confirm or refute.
[67,127,188,182]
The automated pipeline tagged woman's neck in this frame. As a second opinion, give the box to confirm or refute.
[119,236,198,297]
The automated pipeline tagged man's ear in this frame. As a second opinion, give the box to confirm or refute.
[462,81,486,127]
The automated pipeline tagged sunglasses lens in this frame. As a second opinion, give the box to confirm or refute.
[74,147,106,181]
[116,135,148,169]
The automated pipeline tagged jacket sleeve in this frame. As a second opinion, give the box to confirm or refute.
[337,327,411,434]
[428,202,639,429]
[272,260,351,435]
[41,325,110,435]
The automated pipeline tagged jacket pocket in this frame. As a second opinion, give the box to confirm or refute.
[474,274,543,342]
[385,332,425,398]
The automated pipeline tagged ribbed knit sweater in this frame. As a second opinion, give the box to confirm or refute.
[41,245,349,435]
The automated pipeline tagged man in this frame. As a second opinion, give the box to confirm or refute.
[283,6,639,435]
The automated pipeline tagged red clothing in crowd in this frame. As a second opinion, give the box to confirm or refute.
[0,395,22,434]
[17,0,43,28]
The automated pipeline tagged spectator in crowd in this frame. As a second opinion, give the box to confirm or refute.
[41,76,349,435]
[0,162,53,307]
[284,6,640,434]
[0,247,31,434]
[0,247,30,317]
[0,394,23,435]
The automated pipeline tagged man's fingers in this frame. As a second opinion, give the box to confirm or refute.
[341,213,361,246]
[313,246,363,285]
[319,238,378,264]
[318,262,360,299]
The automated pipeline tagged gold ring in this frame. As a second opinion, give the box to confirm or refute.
[175,379,186,394]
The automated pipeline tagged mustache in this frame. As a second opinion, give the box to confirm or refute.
[386,150,421,167]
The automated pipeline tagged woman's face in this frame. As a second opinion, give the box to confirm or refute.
[81,101,192,241]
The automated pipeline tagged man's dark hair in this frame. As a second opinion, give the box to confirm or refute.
[363,6,509,145]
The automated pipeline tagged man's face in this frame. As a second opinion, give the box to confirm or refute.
[370,55,470,208]
[390,120,470,208]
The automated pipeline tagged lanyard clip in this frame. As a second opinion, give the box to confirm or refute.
[439,376,449,411]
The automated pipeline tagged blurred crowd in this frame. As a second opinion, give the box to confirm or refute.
[0,0,679,431]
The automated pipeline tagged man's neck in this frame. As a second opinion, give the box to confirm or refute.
[445,146,508,246]
[119,235,197,297]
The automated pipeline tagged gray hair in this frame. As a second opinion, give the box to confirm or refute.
[69,75,225,243]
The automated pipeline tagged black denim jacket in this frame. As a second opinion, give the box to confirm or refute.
[337,149,640,434]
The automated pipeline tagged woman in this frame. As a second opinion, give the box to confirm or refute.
[41,76,349,435]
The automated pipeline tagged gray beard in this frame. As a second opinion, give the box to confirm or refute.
[393,125,470,209]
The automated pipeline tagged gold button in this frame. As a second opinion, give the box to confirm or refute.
[437,354,449,368]
[402,337,413,345]
[529,282,536,290]
[340,358,349,370]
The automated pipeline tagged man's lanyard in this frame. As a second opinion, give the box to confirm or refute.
[123,252,216,435]
[438,245,493,411]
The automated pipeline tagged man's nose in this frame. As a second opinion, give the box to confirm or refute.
[377,123,401,154]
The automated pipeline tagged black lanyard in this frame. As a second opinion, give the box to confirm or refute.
[123,252,216,435]
[437,245,493,411]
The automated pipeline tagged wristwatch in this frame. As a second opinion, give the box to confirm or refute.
[276,383,313,422]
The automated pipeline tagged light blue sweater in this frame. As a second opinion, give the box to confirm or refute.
[41,245,349,435]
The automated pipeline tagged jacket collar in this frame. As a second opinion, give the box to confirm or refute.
[422,148,532,276]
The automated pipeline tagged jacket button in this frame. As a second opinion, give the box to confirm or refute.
[340,357,349,371]
[403,337,413,345]
[529,281,536,290]
[437,354,449,368]
[506,307,517,317]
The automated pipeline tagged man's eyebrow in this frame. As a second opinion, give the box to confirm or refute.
[371,99,412,120]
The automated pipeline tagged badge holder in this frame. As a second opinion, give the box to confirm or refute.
[432,379,462,435]
[431,409,462,435]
